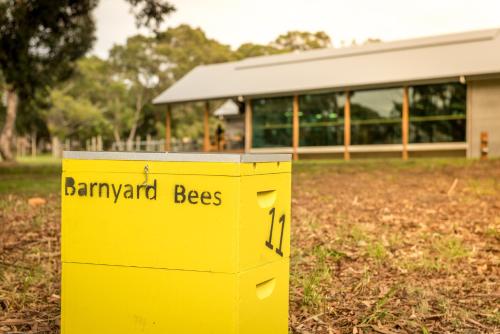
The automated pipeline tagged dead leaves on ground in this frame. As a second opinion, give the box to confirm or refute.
[1,160,500,333]
[290,161,500,333]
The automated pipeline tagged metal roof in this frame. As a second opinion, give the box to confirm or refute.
[213,99,240,117]
[153,28,500,105]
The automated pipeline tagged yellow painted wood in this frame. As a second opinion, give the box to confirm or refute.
[61,157,290,334]
[62,260,288,334]
[62,159,291,176]
[239,173,291,269]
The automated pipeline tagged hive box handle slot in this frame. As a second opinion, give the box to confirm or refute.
[257,190,276,208]
[256,278,276,300]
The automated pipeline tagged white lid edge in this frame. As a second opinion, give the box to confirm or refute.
[62,151,291,163]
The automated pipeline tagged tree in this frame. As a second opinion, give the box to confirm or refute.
[153,25,236,142]
[0,0,175,161]
[46,90,107,141]
[52,56,133,144]
[156,25,235,82]
[0,1,97,161]
[272,31,332,51]
[109,35,164,145]
[234,43,284,59]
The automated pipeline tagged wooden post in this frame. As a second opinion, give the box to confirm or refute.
[204,101,210,152]
[480,131,488,160]
[165,104,171,152]
[244,99,252,152]
[146,134,152,151]
[344,91,351,160]
[16,137,20,157]
[292,94,299,161]
[402,86,409,160]
[97,135,103,151]
[22,137,27,156]
[52,137,61,157]
[135,136,141,151]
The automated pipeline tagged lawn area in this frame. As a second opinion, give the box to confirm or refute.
[0,156,60,195]
[0,157,499,333]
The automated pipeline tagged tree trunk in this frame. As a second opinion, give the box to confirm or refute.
[31,129,37,157]
[0,89,18,161]
[127,93,143,143]
[113,128,123,151]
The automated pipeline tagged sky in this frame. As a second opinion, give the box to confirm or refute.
[93,0,500,58]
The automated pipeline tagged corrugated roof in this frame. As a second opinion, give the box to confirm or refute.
[213,99,239,116]
[153,28,500,105]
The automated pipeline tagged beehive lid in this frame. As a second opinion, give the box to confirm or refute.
[63,151,291,162]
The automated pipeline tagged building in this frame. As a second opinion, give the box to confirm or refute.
[213,100,245,151]
[153,28,500,160]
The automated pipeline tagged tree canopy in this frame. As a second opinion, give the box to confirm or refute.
[273,31,332,51]
[0,12,382,157]
[0,0,175,161]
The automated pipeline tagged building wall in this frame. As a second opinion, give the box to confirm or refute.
[467,78,500,158]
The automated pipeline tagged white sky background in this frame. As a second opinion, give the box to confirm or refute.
[93,0,500,58]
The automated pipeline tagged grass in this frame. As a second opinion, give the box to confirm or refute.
[0,155,60,195]
[398,236,471,273]
[485,226,500,240]
[467,178,499,196]
[362,285,398,324]
[434,236,470,261]
[301,245,339,309]
[365,241,388,263]
[293,156,483,174]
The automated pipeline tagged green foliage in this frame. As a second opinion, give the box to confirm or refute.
[46,90,107,140]
[235,43,285,59]
[0,1,98,95]
[362,286,397,324]
[366,242,388,263]
[156,25,235,81]
[273,31,332,51]
[0,156,60,195]
[47,57,134,142]
[126,0,175,31]
[234,30,332,60]
[2,15,336,148]
[0,0,174,160]
[109,35,167,141]
[434,236,469,261]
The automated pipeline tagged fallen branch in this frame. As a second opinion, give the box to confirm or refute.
[371,325,398,334]
[0,318,31,326]
[301,312,325,324]
[0,261,31,270]
[447,178,458,196]
[466,318,488,330]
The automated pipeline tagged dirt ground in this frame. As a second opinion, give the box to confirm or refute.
[0,159,499,333]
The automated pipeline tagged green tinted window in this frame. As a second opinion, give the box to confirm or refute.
[299,92,345,146]
[409,83,466,143]
[252,97,293,148]
[350,88,403,145]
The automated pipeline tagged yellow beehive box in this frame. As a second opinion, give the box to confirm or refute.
[61,151,291,334]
